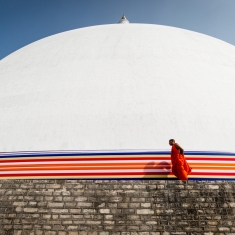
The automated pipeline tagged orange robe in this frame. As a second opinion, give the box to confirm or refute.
[171,144,192,180]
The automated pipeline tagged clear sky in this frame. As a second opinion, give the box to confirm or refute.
[0,0,235,60]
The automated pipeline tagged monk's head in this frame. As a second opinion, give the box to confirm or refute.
[169,139,175,146]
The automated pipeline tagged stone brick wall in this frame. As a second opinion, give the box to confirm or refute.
[0,180,235,235]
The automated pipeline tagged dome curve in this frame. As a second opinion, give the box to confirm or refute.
[0,24,235,152]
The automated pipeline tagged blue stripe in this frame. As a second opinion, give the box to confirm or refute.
[1,150,235,158]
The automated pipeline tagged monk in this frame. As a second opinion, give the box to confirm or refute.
[169,139,192,180]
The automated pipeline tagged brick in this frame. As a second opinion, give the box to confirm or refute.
[29,201,37,206]
[134,185,146,189]
[23,224,33,229]
[58,232,66,235]
[77,202,93,207]
[141,203,151,208]
[13,231,22,235]
[110,197,123,202]
[70,209,82,213]
[64,196,75,201]
[67,226,79,231]
[86,221,102,225]
[137,209,154,215]
[146,221,158,225]
[206,185,219,189]
[121,185,132,189]
[104,220,115,225]
[72,220,85,224]
[54,196,63,201]
[62,191,71,196]
[207,221,218,226]
[46,184,61,189]
[229,203,235,207]
[23,208,38,213]
[104,215,113,220]
[204,227,218,232]
[45,196,53,200]
[84,190,95,196]
[51,209,68,213]
[52,215,58,219]
[0,189,5,195]
[75,197,88,201]
[100,209,110,214]
[8,214,16,218]
[65,202,77,207]
[48,202,64,208]
[78,232,88,235]
[131,197,145,202]
[107,203,117,208]
[60,214,71,219]
[82,208,97,214]
[37,208,48,213]
[62,220,73,225]
[118,203,128,208]
[72,214,83,219]
[15,207,23,212]
[218,227,230,232]
[45,232,56,235]
[53,225,65,230]
[35,184,46,189]
[13,202,27,206]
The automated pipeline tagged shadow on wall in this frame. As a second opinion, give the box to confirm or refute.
[143,161,171,179]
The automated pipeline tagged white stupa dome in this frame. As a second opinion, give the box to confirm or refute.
[0,23,235,152]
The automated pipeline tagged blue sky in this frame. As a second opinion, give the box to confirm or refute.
[0,0,235,60]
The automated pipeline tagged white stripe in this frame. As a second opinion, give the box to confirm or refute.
[192,170,235,173]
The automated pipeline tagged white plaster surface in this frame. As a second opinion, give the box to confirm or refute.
[0,24,235,152]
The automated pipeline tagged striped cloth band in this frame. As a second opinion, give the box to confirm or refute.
[0,150,235,180]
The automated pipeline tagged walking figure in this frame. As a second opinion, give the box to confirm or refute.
[169,139,192,180]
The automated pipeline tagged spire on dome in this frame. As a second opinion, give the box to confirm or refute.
[118,14,130,24]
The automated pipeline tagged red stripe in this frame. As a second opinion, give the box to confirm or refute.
[0,172,172,177]
[1,172,235,177]
[1,157,235,163]
[0,157,169,163]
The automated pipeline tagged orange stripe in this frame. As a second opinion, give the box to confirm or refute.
[3,155,234,163]
[1,165,235,171]
[0,162,165,167]
[0,166,170,171]
[0,162,235,168]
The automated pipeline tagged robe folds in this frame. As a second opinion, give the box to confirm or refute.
[171,144,192,180]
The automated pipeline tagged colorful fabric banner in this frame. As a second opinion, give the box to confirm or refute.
[0,151,235,180]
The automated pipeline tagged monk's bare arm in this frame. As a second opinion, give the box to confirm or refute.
[175,143,184,154]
